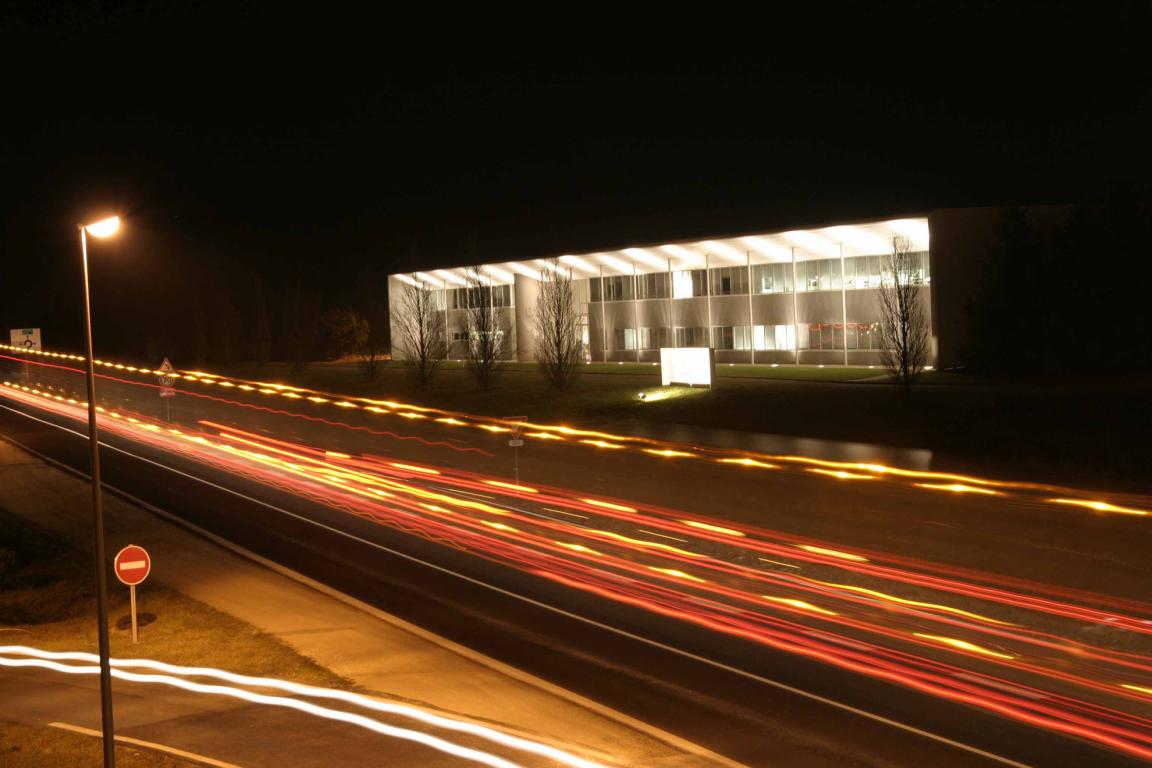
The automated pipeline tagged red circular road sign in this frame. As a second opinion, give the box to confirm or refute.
[113,545,151,586]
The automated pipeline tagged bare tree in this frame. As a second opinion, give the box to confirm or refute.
[533,259,584,390]
[463,266,509,389]
[393,276,446,386]
[877,234,930,388]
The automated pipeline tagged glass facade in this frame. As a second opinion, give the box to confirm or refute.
[589,251,929,302]
[448,284,512,309]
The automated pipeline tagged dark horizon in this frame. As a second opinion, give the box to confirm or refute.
[2,2,1149,357]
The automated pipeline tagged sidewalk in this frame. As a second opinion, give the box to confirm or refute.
[0,437,736,767]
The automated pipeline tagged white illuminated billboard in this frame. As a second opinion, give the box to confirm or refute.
[660,347,714,387]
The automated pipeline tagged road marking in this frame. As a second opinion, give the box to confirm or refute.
[2,403,1035,768]
[49,721,244,768]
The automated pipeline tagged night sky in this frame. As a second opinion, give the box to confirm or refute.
[1,2,1148,353]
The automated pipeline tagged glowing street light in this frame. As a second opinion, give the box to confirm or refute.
[79,214,122,768]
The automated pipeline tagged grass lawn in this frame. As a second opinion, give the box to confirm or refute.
[0,721,198,768]
[0,509,347,687]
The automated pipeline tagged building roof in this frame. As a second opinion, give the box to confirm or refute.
[394,216,929,286]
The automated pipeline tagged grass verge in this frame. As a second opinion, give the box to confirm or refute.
[0,721,198,768]
[0,508,347,687]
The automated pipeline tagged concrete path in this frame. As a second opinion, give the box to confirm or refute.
[0,437,734,767]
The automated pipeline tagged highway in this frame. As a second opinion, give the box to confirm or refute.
[2,347,1150,767]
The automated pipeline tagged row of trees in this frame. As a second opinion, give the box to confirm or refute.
[396,242,929,390]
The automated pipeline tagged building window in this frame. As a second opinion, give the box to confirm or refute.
[752,325,796,350]
[709,267,748,296]
[449,284,512,309]
[673,326,709,347]
[672,270,707,298]
[636,272,670,300]
[751,263,792,294]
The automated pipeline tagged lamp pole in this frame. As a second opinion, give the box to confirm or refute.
[80,216,121,768]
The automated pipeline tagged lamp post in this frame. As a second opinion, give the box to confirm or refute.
[80,214,121,768]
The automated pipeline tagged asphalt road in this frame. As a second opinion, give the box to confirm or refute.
[0,665,590,768]
[2,360,1151,767]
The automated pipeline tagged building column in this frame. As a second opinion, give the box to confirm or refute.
[746,251,755,365]
[705,252,713,349]
[840,242,849,366]
[632,262,640,363]
[666,258,674,351]
[599,265,608,363]
[791,247,800,365]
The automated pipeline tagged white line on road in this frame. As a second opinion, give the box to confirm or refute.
[49,721,244,768]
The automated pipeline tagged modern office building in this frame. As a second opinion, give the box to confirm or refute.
[389,213,957,368]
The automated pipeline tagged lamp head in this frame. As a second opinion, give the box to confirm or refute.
[84,216,121,238]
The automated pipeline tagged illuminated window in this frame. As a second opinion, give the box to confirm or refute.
[673,270,707,298]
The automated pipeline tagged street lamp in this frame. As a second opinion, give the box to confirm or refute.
[80,214,121,768]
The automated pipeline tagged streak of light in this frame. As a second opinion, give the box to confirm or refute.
[763,597,838,616]
[716,457,779,469]
[649,567,707,583]
[524,431,563,440]
[436,417,467,425]
[828,584,1013,625]
[325,451,351,459]
[541,507,589,519]
[555,542,604,556]
[807,468,876,480]
[478,424,512,433]
[1122,684,1152,696]
[637,529,689,543]
[643,448,694,458]
[795,544,870,562]
[580,498,636,513]
[390,463,441,475]
[580,439,625,450]
[586,529,704,558]
[913,634,1015,660]
[915,483,1002,496]
[0,647,609,768]
[681,520,746,537]
[1048,498,1148,517]
[484,480,538,494]
[480,521,519,533]
[758,558,801,569]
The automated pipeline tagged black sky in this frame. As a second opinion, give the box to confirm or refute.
[1,1,1149,348]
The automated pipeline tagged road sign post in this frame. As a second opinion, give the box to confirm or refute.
[502,416,527,495]
[157,358,176,421]
[113,545,151,644]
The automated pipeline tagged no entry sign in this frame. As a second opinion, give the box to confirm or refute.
[113,545,151,586]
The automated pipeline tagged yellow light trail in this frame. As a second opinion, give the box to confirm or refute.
[554,542,604,556]
[795,544,870,562]
[680,520,746,537]
[1122,684,1152,696]
[643,448,694,458]
[915,483,1002,496]
[763,596,838,616]
[649,567,707,583]
[1048,498,1148,517]
[483,480,538,494]
[580,498,637,513]
[586,529,705,558]
[807,468,876,480]
[390,463,441,475]
[913,633,1015,660]
[716,457,779,469]
[827,583,1012,624]
[580,439,625,449]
